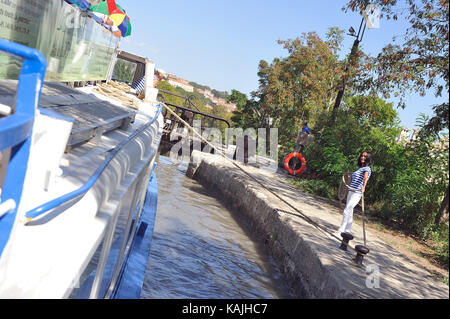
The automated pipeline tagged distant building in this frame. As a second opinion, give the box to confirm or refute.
[203,90,214,99]
[167,78,194,93]
[432,136,449,152]
[398,127,448,155]
[225,103,236,112]
[398,127,412,144]
[162,73,232,109]
[217,98,226,105]
[156,69,168,79]
[398,127,419,145]
[177,78,190,85]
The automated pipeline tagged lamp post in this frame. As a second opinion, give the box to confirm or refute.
[331,4,380,122]
[333,18,367,113]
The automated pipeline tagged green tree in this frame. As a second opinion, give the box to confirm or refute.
[227,89,250,128]
[212,89,229,100]
[157,80,184,106]
[211,104,232,124]
[385,114,449,237]
[345,0,449,134]
[305,95,403,205]
[344,0,449,230]
[344,95,400,128]
[227,88,268,130]
[227,89,248,110]
[262,31,346,147]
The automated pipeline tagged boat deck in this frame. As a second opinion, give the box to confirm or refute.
[0,80,163,298]
[0,80,136,151]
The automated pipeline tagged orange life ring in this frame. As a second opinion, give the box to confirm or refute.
[283,152,307,176]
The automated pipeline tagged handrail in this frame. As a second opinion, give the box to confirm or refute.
[24,104,163,222]
[157,89,232,128]
[157,89,201,112]
[0,38,47,257]
[164,102,231,128]
[0,114,35,152]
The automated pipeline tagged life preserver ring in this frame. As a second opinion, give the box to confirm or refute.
[283,152,307,175]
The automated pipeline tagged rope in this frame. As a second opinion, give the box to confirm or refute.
[94,81,141,110]
[161,103,356,251]
[338,173,351,203]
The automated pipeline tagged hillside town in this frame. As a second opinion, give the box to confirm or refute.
[157,69,237,113]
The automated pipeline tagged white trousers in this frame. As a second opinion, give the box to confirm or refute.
[338,190,362,234]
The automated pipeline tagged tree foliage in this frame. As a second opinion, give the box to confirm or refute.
[157,80,185,106]
[305,100,448,238]
[305,95,403,203]
[258,31,347,147]
[344,0,449,134]
[385,114,449,236]
[228,89,259,129]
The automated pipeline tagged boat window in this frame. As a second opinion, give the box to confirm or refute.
[112,59,138,85]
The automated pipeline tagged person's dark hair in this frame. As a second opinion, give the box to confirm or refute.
[357,151,372,167]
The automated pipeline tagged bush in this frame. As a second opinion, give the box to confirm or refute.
[386,116,449,238]
[301,98,449,239]
[437,228,449,265]
[304,99,402,207]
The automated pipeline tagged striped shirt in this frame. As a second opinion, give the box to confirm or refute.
[349,166,371,193]
[131,76,146,93]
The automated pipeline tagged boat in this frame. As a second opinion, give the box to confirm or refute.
[0,0,164,298]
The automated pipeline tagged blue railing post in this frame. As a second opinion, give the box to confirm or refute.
[0,39,47,257]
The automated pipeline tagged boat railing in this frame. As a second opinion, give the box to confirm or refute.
[158,88,202,112]
[0,38,47,256]
[0,37,163,257]
[24,103,163,222]
[158,89,230,140]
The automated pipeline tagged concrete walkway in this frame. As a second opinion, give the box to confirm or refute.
[187,151,449,299]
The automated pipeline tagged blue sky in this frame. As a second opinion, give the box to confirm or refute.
[120,0,443,129]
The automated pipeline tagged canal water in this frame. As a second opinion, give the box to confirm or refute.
[140,155,294,299]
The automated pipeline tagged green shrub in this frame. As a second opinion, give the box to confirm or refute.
[438,231,449,265]
[304,98,402,207]
[386,115,449,238]
[301,98,448,240]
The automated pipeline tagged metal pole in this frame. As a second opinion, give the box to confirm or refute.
[362,193,367,246]
[332,18,366,115]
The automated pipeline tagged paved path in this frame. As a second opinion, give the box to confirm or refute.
[189,151,449,298]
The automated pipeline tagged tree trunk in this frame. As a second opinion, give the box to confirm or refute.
[435,186,449,225]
